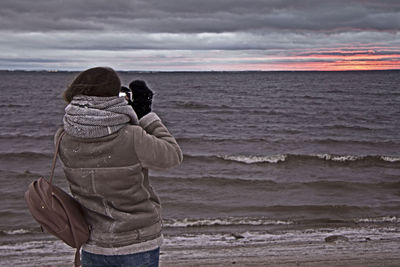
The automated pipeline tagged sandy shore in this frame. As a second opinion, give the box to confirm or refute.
[160,237,400,267]
[4,236,399,266]
[3,222,399,266]
[162,258,400,267]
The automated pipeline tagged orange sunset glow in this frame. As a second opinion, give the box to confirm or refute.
[286,48,400,71]
[169,47,400,72]
[222,48,400,72]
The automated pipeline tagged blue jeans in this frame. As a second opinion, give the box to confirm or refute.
[81,247,160,267]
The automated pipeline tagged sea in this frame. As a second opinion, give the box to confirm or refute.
[0,70,399,266]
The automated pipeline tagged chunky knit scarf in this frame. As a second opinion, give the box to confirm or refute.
[63,95,139,138]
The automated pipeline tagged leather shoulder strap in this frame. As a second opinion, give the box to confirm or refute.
[49,129,66,185]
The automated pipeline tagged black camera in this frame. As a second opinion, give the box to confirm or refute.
[119,86,133,104]
[120,80,153,119]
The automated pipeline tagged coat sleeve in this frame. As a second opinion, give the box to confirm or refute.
[133,112,183,170]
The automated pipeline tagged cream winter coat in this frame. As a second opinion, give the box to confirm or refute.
[55,112,182,255]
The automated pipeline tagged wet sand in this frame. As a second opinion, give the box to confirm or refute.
[3,222,399,266]
[160,236,400,267]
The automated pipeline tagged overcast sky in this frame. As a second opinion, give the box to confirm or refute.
[1,0,399,71]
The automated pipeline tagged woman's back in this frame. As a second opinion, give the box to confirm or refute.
[57,67,182,265]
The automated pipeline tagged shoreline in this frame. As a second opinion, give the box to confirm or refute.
[160,221,400,267]
[160,237,400,266]
[1,222,399,266]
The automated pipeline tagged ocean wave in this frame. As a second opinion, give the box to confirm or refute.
[152,175,400,195]
[163,215,400,230]
[355,216,400,223]
[176,136,399,147]
[0,151,52,160]
[172,101,217,110]
[309,138,399,146]
[184,153,400,165]
[314,154,400,163]
[315,154,359,162]
[163,217,293,228]
[2,229,31,235]
[175,135,269,143]
[323,124,381,131]
[380,156,400,163]
[0,103,30,108]
[0,133,54,140]
[0,169,43,180]
[219,154,286,164]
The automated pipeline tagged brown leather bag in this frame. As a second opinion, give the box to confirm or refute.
[24,130,89,267]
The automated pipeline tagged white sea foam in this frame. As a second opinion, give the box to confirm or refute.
[355,216,400,223]
[164,217,293,227]
[163,226,400,249]
[316,154,400,163]
[316,154,359,162]
[380,156,400,162]
[3,229,30,235]
[211,153,400,164]
[219,154,286,164]
[0,240,70,256]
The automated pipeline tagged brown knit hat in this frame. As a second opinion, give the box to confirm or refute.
[63,67,121,103]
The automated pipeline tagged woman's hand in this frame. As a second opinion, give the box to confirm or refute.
[129,80,153,119]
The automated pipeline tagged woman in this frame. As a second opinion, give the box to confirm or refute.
[56,67,182,267]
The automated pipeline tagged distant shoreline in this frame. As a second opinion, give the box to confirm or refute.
[1,69,399,73]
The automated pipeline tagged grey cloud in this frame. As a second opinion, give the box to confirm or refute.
[0,0,399,33]
[1,31,399,53]
[1,0,399,70]
[0,57,73,63]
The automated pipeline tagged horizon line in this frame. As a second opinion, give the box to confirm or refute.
[1,69,400,73]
